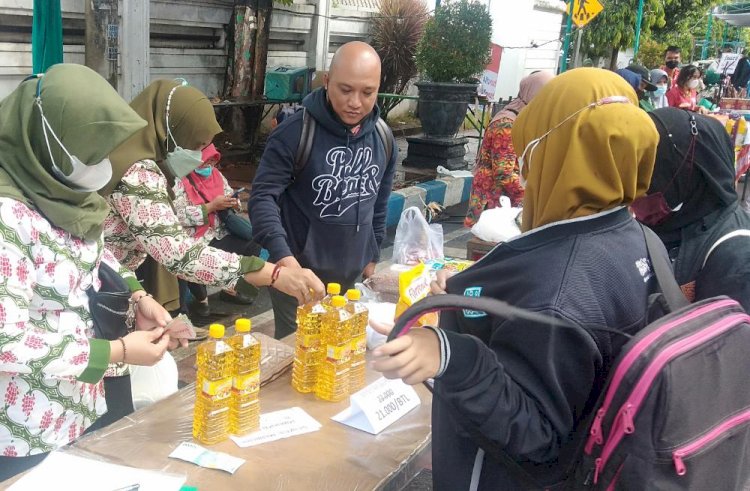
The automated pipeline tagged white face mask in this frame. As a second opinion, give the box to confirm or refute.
[164,84,204,179]
[517,96,631,187]
[36,98,113,192]
[687,79,700,90]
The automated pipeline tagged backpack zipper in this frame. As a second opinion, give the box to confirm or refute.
[585,299,737,454]
[593,313,749,484]
[672,407,750,476]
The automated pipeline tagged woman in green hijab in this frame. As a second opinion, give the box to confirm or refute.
[102,80,324,315]
[0,64,175,480]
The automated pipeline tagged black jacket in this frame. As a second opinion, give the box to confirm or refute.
[249,88,397,286]
[433,208,659,490]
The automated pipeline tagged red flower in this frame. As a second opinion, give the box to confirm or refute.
[16,261,29,284]
[0,351,17,364]
[40,409,54,431]
[24,335,43,350]
[54,414,65,432]
[3,446,17,457]
[21,393,34,416]
[71,353,88,365]
[4,381,19,406]
[0,256,11,277]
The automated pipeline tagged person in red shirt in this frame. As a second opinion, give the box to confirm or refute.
[666,65,708,114]
[661,45,681,86]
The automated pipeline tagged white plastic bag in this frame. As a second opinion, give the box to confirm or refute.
[392,206,444,265]
[130,351,179,410]
[471,196,522,243]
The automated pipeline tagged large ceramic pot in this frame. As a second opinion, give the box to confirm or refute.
[416,81,478,138]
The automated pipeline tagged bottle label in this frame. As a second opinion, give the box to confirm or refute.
[233,372,260,394]
[326,344,351,362]
[312,304,326,314]
[214,341,230,355]
[242,334,258,349]
[351,335,367,355]
[202,377,232,398]
[352,303,368,314]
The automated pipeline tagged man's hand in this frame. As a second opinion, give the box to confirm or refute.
[272,266,325,304]
[206,196,236,213]
[371,327,441,385]
[362,262,376,279]
[277,255,302,269]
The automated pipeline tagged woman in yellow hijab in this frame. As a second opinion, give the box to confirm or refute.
[372,69,666,489]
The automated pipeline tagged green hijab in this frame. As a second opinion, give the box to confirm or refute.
[0,64,146,241]
[103,80,222,195]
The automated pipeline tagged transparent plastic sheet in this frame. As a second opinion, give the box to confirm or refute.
[6,335,432,490]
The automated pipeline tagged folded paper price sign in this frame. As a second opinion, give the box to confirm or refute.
[331,377,420,434]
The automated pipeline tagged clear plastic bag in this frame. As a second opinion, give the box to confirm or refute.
[392,207,444,265]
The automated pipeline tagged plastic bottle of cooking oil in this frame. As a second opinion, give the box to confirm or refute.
[228,318,261,435]
[193,323,234,445]
[291,282,341,393]
[345,289,368,393]
[315,295,352,402]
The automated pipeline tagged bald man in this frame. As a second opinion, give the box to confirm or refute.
[250,41,397,338]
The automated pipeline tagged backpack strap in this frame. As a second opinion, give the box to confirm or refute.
[293,107,316,181]
[641,225,689,311]
[375,117,393,163]
[702,229,750,268]
[293,112,392,181]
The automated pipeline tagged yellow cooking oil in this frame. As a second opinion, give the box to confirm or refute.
[228,318,261,435]
[345,289,369,393]
[193,323,234,445]
[291,282,340,393]
[315,295,352,402]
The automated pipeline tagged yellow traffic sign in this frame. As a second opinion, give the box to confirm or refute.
[572,0,604,28]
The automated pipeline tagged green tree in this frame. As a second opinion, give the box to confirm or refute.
[579,0,666,70]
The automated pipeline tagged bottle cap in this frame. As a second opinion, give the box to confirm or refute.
[209,323,225,339]
[331,295,346,308]
[346,289,361,301]
[235,318,252,332]
[327,283,341,295]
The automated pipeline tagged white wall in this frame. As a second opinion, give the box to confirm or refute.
[0,0,374,99]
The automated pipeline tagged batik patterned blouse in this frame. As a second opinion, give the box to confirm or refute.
[103,160,262,290]
[465,117,525,227]
[0,198,137,456]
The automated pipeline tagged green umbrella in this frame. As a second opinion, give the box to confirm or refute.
[31,0,63,73]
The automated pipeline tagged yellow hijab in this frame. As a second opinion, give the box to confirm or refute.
[512,68,659,232]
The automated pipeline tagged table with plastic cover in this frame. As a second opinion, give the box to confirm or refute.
[5,336,433,491]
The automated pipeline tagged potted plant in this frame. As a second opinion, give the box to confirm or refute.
[415,0,492,138]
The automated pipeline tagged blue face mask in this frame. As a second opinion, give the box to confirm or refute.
[652,86,668,97]
[194,167,212,177]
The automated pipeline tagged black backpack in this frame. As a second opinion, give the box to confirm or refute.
[388,227,750,490]
[292,108,393,179]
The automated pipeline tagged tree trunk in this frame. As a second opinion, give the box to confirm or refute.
[609,47,619,71]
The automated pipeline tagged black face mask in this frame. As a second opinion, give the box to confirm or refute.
[666,60,679,69]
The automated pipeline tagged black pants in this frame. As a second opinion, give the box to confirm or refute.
[0,375,133,482]
[181,235,262,304]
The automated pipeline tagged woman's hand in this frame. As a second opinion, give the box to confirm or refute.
[207,196,237,213]
[110,328,170,366]
[243,262,325,305]
[132,292,187,350]
[371,327,441,385]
